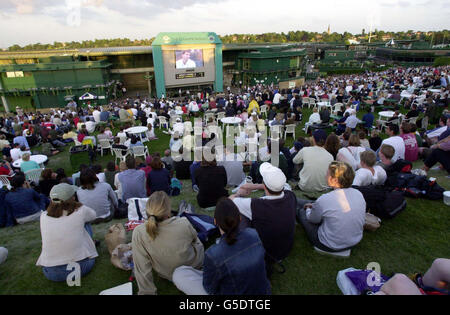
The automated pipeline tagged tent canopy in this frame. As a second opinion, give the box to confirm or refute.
[79,92,97,100]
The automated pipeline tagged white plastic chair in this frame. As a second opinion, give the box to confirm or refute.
[119,136,127,145]
[131,146,149,159]
[0,175,11,190]
[284,124,296,139]
[260,105,268,118]
[204,112,215,123]
[158,116,169,129]
[113,148,131,164]
[25,168,44,185]
[332,103,344,116]
[216,111,225,123]
[99,139,113,156]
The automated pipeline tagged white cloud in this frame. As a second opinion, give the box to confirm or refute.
[0,0,449,48]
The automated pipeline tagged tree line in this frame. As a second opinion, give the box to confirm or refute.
[5,30,449,51]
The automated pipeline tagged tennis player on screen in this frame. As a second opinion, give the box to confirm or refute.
[176,50,197,69]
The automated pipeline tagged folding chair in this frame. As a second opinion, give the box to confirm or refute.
[98,139,113,156]
[25,168,44,185]
[284,124,296,139]
[158,116,169,129]
[131,146,149,159]
[113,148,131,164]
[0,175,11,190]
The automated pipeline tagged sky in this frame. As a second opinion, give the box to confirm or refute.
[0,0,449,48]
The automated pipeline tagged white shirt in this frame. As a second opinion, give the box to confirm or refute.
[345,115,362,129]
[293,146,333,192]
[273,93,282,104]
[85,121,97,134]
[36,206,98,267]
[176,59,196,69]
[233,187,291,220]
[306,188,366,250]
[173,122,185,135]
[352,167,387,186]
[10,148,23,161]
[92,110,101,123]
[381,136,405,163]
[308,113,321,124]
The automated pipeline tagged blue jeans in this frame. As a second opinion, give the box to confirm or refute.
[41,224,95,282]
[42,257,96,282]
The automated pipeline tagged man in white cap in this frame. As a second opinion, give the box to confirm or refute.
[172,117,185,136]
[230,162,297,276]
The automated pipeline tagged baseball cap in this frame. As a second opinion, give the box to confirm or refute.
[49,183,78,203]
[313,129,327,144]
[259,162,286,192]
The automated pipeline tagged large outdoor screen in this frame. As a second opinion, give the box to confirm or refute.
[175,49,204,69]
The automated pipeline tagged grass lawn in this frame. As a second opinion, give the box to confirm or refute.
[0,106,449,295]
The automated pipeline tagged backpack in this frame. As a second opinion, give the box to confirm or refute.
[180,212,219,244]
[354,185,407,219]
[387,173,445,200]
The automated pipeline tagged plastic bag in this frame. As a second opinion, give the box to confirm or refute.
[111,243,133,271]
[336,267,360,295]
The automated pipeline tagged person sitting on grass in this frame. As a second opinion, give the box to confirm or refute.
[129,135,143,148]
[296,161,366,253]
[352,150,387,187]
[375,258,450,295]
[36,183,98,282]
[337,134,366,171]
[172,197,271,295]
[400,122,419,162]
[77,168,118,224]
[422,134,450,176]
[293,129,334,193]
[194,154,229,209]
[118,156,147,202]
[147,156,171,196]
[230,162,296,277]
[4,172,49,226]
[41,138,60,157]
[38,168,60,197]
[131,191,204,295]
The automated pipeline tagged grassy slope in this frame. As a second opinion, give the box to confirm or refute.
[0,107,449,295]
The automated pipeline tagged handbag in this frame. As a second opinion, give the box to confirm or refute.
[364,213,381,232]
[105,223,126,255]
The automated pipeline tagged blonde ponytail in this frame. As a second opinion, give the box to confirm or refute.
[145,191,171,240]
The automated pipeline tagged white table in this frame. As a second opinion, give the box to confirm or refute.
[13,154,48,168]
[378,111,396,119]
[317,101,331,110]
[125,126,149,143]
[378,111,403,120]
[428,89,442,94]
[221,117,242,125]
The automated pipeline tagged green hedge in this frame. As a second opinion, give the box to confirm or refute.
[434,57,450,67]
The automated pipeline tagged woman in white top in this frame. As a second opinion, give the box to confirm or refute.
[337,134,366,170]
[297,161,366,252]
[352,150,387,187]
[36,183,98,282]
